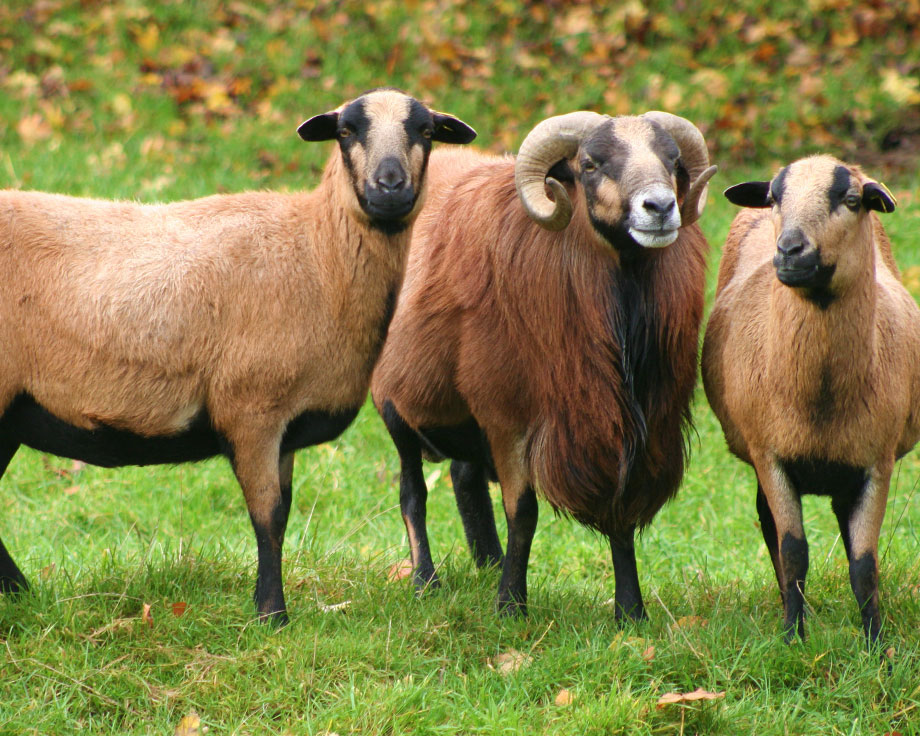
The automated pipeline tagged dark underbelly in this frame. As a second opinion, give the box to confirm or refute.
[0,394,359,468]
[779,457,868,498]
[417,418,497,479]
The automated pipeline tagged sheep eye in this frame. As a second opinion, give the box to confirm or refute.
[421,127,433,139]
[845,193,861,209]
[582,160,597,173]
[337,128,352,139]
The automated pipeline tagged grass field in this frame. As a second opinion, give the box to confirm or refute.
[2,1,920,734]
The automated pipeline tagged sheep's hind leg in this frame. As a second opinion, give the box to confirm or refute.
[380,401,440,594]
[609,526,646,622]
[450,460,503,569]
[0,441,27,594]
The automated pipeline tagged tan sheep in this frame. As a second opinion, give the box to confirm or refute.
[0,88,476,623]
[702,155,919,648]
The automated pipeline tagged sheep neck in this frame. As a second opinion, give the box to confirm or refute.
[766,248,877,426]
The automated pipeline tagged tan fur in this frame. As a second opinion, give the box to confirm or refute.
[0,148,407,442]
[702,155,920,643]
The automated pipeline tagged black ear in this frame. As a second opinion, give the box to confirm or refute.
[724,181,771,208]
[863,181,896,213]
[297,111,340,141]
[431,112,477,144]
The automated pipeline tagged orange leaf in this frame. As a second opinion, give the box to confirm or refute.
[554,688,574,706]
[489,649,532,675]
[387,559,413,582]
[657,687,725,709]
[171,601,188,617]
[642,645,656,662]
[141,603,154,628]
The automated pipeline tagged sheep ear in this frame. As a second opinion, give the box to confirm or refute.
[863,182,897,213]
[724,181,771,208]
[431,112,477,144]
[297,111,340,141]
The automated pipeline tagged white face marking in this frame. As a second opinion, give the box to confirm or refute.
[627,184,680,248]
[362,92,412,184]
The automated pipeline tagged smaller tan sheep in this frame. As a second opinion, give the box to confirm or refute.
[702,155,919,649]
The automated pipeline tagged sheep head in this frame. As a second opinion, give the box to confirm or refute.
[724,155,897,297]
[514,111,716,249]
[298,88,476,232]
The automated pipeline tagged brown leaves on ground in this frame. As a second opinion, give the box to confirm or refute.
[554,688,574,706]
[488,649,532,675]
[174,711,208,736]
[387,559,413,582]
[141,603,154,628]
[656,687,726,709]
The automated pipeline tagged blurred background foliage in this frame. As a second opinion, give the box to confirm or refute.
[1,0,919,199]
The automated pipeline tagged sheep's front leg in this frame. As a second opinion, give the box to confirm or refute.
[609,526,646,622]
[755,482,784,603]
[491,433,537,616]
[0,441,27,594]
[753,453,808,642]
[450,460,503,569]
[833,462,890,650]
[380,401,440,593]
[230,432,290,624]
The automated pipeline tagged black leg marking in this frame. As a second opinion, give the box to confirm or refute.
[496,486,538,616]
[381,402,440,593]
[830,494,855,561]
[0,442,28,594]
[247,454,294,626]
[849,552,882,649]
[450,460,503,569]
[756,484,783,602]
[609,527,646,622]
[779,532,809,642]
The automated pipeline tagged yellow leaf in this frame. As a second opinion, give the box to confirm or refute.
[174,711,203,736]
[142,603,154,628]
[134,23,160,53]
[881,68,920,106]
[387,559,413,582]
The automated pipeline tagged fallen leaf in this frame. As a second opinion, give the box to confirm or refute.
[171,601,188,617]
[674,615,707,629]
[40,563,55,580]
[489,649,532,675]
[387,559,413,582]
[63,486,80,496]
[142,603,154,628]
[642,645,656,662]
[17,114,53,145]
[656,687,725,709]
[554,688,574,706]
[885,647,896,660]
[174,711,203,736]
[318,600,351,613]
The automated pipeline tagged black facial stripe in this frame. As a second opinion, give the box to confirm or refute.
[828,165,852,212]
[771,166,788,204]
[647,122,680,171]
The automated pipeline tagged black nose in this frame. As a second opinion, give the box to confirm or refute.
[642,195,676,216]
[776,228,807,257]
[374,157,407,193]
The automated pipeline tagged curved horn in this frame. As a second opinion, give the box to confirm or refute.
[515,111,608,231]
[641,111,717,226]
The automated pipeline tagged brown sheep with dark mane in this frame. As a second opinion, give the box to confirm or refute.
[372,111,715,618]
[702,155,919,648]
[0,89,476,624]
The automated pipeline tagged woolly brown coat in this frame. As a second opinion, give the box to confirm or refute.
[373,144,708,614]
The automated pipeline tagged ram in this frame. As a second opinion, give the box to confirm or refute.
[372,111,715,618]
[0,88,475,623]
[702,155,919,648]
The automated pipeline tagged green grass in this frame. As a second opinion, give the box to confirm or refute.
[3,1,920,734]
